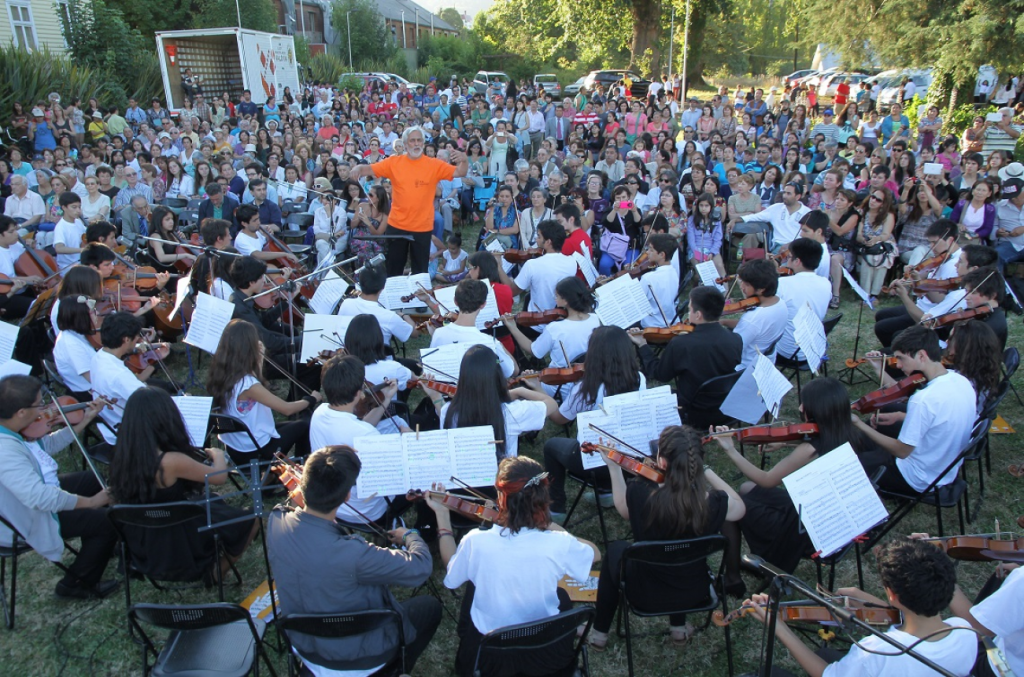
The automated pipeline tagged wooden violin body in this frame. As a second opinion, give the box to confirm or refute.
[735,422,819,445]
[412,490,499,524]
[411,378,459,398]
[928,534,1024,563]
[721,297,761,315]
[851,373,927,415]
[925,305,992,329]
[486,308,567,329]
[593,258,657,287]
[271,453,306,508]
[641,322,695,344]
[21,396,88,440]
[581,442,664,483]
[712,602,901,627]
[502,248,543,265]
[517,363,585,387]
[124,342,171,374]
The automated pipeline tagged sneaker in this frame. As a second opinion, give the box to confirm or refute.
[55,579,120,600]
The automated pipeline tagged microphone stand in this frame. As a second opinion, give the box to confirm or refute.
[740,554,960,677]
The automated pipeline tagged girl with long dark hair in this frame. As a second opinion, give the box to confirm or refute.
[343,314,414,434]
[427,455,599,677]
[109,387,257,580]
[588,425,744,648]
[712,377,874,588]
[542,326,645,517]
[421,344,556,461]
[466,250,514,353]
[52,271,102,399]
[205,319,320,464]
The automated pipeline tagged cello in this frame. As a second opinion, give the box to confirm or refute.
[258,226,317,299]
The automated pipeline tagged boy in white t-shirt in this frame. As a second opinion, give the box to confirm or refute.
[434,232,468,284]
[429,279,518,379]
[743,538,977,677]
[950,558,1023,677]
[721,258,788,368]
[52,192,87,273]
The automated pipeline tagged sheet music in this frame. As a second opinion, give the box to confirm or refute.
[420,343,474,383]
[752,352,793,418]
[611,400,659,452]
[379,273,433,310]
[308,270,350,315]
[695,260,726,291]
[572,251,598,287]
[299,314,353,363]
[639,386,682,432]
[169,276,192,321]
[183,292,235,353]
[450,427,499,488]
[924,288,968,320]
[404,429,453,491]
[0,359,31,378]
[172,396,213,448]
[432,284,499,330]
[0,320,19,364]
[720,368,766,424]
[782,443,888,557]
[792,303,827,374]
[840,267,873,309]
[353,434,408,497]
[576,407,620,470]
[595,275,648,328]
[355,426,498,495]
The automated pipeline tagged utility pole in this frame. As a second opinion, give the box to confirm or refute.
[346,10,353,68]
[681,0,691,99]
[668,6,674,82]
[401,11,407,48]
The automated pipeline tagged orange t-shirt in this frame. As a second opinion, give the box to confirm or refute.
[373,155,456,233]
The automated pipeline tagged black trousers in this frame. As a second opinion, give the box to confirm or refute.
[0,292,34,320]
[226,419,311,467]
[400,595,443,672]
[593,539,688,633]
[455,583,574,677]
[874,305,915,349]
[385,227,431,276]
[857,450,920,495]
[543,437,611,513]
[55,471,118,588]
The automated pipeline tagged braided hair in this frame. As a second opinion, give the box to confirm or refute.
[642,425,710,537]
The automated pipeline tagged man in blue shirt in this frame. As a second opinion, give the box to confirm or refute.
[236,89,258,119]
[249,179,283,229]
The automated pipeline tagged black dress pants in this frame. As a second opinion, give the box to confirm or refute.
[55,471,118,588]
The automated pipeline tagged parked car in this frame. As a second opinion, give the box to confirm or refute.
[800,67,839,92]
[533,74,561,97]
[581,69,652,99]
[784,69,819,88]
[878,69,932,107]
[471,71,510,96]
[564,76,587,97]
[818,72,869,100]
[349,72,424,93]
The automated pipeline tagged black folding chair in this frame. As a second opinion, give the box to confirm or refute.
[278,609,404,677]
[683,369,744,431]
[128,602,276,676]
[1002,347,1022,407]
[618,536,733,677]
[472,606,595,677]
[563,465,610,550]
[0,513,76,630]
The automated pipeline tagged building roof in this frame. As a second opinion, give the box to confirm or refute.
[376,0,457,31]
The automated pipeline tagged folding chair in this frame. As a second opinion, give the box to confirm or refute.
[0,513,76,630]
[161,197,188,216]
[1002,346,1022,409]
[683,369,744,432]
[563,466,610,550]
[128,602,276,676]
[775,314,843,395]
[726,220,772,265]
[618,536,733,677]
[278,609,404,677]
[473,607,595,677]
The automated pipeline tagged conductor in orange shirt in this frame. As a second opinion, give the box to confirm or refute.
[351,126,469,276]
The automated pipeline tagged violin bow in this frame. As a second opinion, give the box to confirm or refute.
[650,288,671,327]
[558,341,571,369]
[588,424,647,459]
[262,353,315,397]
[44,386,107,490]
[416,282,451,314]
[448,476,494,504]
[137,340,182,394]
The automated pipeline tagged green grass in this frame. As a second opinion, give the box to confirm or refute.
[3,227,1022,676]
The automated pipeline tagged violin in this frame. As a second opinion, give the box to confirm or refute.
[259,226,317,299]
[124,341,171,374]
[715,274,736,285]
[253,273,305,327]
[639,322,695,344]
[415,312,458,332]
[850,373,927,414]
[908,251,948,276]
[114,265,166,290]
[777,267,795,277]
[353,379,395,419]
[580,442,664,484]
[401,284,451,304]
[305,347,347,367]
[485,308,567,329]
[926,533,1024,563]
[271,453,306,508]
[721,297,761,315]
[516,363,585,386]
[924,305,992,329]
[411,489,499,524]
[502,248,544,265]
[844,355,899,370]
[882,277,961,296]
[20,396,105,440]
[712,601,901,627]
[411,378,459,398]
[593,258,657,288]
[705,422,819,446]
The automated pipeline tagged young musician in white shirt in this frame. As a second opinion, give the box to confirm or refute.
[429,279,518,378]
[949,557,1023,677]
[89,312,151,445]
[426,456,600,677]
[343,314,415,435]
[52,192,87,273]
[774,237,832,362]
[233,203,299,264]
[721,259,788,368]
[741,538,977,677]
[639,233,683,328]
[337,262,418,344]
[494,220,579,314]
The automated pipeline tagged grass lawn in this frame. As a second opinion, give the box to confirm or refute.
[2,222,1021,676]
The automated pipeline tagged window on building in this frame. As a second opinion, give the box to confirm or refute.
[6,0,38,51]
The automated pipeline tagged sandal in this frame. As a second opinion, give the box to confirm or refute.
[1009,464,1024,478]
[829,295,841,309]
[586,629,609,651]
[668,623,696,647]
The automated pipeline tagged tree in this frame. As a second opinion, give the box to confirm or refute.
[439,7,464,31]
[330,0,396,66]
[800,0,1024,108]
[628,0,662,73]
[60,0,149,103]
[192,0,278,33]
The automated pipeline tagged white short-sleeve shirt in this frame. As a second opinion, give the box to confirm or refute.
[440,399,547,459]
[640,264,681,328]
[233,230,267,257]
[775,272,832,361]
[429,323,516,379]
[309,405,387,522]
[558,373,647,422]
[531,315,602,366]
[53,218,87,272]
[90,349,145,444]
[219,374,278,452]
[733,301,789,368]
[822,616,976,677]
[971,566,1024,676]
[514,253,579,312]
[444,527,593,635]
[916,248,962,313]
[897,370,976,491]
[53,330,97,393]
[336,297,413,343]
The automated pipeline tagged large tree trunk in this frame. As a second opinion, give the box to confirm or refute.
[629,0,663,76]
[683,2,710,90]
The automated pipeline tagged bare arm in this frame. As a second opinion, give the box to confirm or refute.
[239,381,320,416]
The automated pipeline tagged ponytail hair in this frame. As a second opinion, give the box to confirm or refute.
[643,425,710,537]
